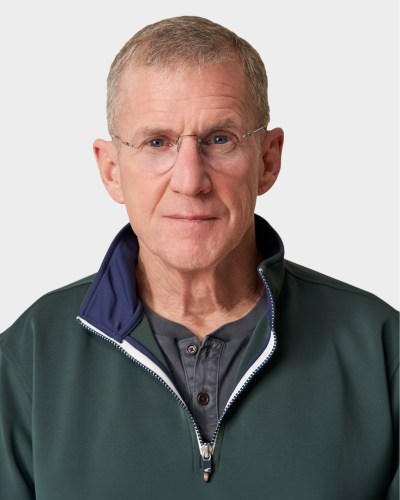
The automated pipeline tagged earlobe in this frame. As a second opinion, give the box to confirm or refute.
[93,139,125,204]
[258,128,284,195]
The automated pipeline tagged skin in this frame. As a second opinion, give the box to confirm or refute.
[94,60,283,340]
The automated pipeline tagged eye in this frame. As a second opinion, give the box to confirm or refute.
[211,134,230,145]
[202,132,235,147]
[148,138,166,148]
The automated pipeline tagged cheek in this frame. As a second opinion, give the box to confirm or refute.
[226,167,260,210]
[119,169,161,221]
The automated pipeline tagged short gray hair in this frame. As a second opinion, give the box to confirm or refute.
[107,16,270,135]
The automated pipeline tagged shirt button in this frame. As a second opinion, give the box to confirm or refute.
[197,393,210,406]
[186,344,198,355]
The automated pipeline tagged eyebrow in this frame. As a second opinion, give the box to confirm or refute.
[202,120,242,133]
[131,120,242,139]
[132,126,176,138]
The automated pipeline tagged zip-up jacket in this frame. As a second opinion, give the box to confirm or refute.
[0,216,398,499]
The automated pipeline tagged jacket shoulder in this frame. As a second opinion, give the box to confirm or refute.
[283,260,398,379]
[40,274,96,297]
[284,259,398,314]
[0,274,97,398]
[1,274,96,345]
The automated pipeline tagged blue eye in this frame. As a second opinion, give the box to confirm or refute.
[149,138,165,148]
[212,134,229,145]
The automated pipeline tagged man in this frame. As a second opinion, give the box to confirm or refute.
[0,16,398,500]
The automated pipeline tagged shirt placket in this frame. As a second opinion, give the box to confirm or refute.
[178,337,224,442]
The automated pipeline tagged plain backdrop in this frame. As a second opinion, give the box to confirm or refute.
[0,0,398,332]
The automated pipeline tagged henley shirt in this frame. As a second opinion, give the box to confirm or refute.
[143,296,266,442]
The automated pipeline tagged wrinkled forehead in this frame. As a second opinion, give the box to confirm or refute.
[117,60,256,129]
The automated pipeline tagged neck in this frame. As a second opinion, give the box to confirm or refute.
[136,233,263,341]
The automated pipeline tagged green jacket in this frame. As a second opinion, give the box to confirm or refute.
[1,216,398,499]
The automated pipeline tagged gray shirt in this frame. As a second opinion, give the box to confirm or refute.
[143,296,266,442]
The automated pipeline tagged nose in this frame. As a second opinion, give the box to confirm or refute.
[176,134,202,153]
[169,135,212,196]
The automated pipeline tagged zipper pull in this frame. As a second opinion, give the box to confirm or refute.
[201,443,213,482]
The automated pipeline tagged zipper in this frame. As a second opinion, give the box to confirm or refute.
[198,268,277,480]
[76,267,276,483]
[200,443,213,482]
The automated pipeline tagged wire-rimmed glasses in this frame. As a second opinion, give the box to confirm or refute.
[112,124,267,174]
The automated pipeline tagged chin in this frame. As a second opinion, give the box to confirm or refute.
[158,244,224,273]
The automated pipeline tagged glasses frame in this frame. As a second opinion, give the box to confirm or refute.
[111,124,268,151]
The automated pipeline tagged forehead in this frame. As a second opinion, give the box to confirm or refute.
[118,60,254,132]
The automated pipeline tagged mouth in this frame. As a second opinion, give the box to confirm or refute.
[165,215,219,222]
[167,214,217,221]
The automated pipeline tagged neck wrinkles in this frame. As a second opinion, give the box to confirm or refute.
[135,238,264,340]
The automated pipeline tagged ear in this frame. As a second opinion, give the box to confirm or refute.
[93,139,125,204]
[258,128,284,195]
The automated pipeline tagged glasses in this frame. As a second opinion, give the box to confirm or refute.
[112,124,267,174]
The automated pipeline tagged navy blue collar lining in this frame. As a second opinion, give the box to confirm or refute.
[78,224,142,342]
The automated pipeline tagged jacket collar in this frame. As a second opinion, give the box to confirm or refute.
[77,214,285,343]
[255,214,285,302]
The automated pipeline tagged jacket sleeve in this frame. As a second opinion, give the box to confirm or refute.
[0,340,35,499]
[382,304,399,500]
[386,363,399,500]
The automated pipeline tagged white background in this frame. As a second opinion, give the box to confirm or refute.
[0,0,398,332]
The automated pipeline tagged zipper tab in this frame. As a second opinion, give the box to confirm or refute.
[201,443,213,482]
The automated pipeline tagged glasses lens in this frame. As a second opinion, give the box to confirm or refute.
[200,131,238,159]
[123,133,177,173]
[123,128,249,174]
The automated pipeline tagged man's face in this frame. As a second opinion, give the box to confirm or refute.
[96,60,282,272]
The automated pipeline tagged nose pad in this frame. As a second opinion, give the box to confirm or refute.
[170,134,204,170]
[169,133,212,194]
[176,134,202,153]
